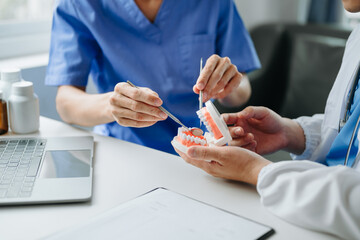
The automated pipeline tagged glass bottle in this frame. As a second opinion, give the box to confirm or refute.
[0,90,8,135]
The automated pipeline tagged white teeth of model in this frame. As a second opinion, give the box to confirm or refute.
[201,139,206,145]
[181,133,186,139]
[197,113,205,122]
[204,122,212,133]
[194,138,200,144]
[186,135,190,141]
[205,125,214,137]
[190,136,195,142]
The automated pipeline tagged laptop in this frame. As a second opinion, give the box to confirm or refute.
[0,136,94,205]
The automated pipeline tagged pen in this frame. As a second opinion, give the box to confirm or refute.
[126,80,191,131]
[199,58,203,127]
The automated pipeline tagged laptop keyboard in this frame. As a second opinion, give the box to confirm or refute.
[0,138,46,199]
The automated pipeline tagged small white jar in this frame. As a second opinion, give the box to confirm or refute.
[0,68,22,101]
[9,81,39,134]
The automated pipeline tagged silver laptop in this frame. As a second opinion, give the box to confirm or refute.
[0,136,94,205]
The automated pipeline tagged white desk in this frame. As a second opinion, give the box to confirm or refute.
[0,117,336,240]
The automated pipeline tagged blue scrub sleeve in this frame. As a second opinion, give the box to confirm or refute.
[216,0,260,73]
[45,0,100,87]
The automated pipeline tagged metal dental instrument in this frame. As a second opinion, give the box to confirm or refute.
[199,58,203,127]
[126,80,191,131]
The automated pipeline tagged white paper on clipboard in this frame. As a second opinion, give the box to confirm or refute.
[46,188,274,240]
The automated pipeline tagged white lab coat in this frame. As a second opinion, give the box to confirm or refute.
[257,24,360,239]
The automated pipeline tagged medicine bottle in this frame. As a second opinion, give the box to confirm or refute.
[0,90,8,135]
[8,81,39,134]
[0,68,22,101]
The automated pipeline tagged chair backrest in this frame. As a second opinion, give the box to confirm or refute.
[215,23,351,119]
[279,24,349,118]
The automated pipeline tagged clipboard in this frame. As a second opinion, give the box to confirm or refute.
[46,188,275,240]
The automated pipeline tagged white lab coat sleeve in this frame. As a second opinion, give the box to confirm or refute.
[290,115,323,160]
[257,161,360,239]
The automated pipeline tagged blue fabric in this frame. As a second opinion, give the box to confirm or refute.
[326,74,360,167]
[308,0,341,23]
[45,0,260,154]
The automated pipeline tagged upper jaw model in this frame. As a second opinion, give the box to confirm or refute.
[171,101,232,153]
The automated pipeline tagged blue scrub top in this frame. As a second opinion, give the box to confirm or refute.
[326,74,360,167]
[45,0,260,154]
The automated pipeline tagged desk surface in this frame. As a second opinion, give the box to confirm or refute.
[0,117,336,240]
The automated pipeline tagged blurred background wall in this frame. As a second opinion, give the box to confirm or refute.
[235,0,311,29]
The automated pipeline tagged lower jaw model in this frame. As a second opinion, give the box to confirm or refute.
[171,101,232,153]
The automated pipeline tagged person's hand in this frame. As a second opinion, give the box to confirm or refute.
[223,123,257,151]
[194,54,242,102]
[109,82,168,127]
[223,106,289,155]
[172,144,271,185]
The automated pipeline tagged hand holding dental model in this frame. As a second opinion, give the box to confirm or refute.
[171,98,265,183]
[171,102,271,184]
[224,106,305,155]
[172,105,306,184]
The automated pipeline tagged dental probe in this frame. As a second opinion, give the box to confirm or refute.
[199,58,203,127]
[126,80,191,131]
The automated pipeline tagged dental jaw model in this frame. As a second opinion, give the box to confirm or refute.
[171,127,207,153]
[172,101,232,153]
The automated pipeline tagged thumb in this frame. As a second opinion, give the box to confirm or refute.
[187,146,222,162]
[240,106,268,120]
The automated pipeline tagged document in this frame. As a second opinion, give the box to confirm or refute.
[46,188,274,240]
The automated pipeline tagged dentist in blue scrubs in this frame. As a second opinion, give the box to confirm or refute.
[45,0,260,154]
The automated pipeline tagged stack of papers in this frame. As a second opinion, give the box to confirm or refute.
[46,188,274,240]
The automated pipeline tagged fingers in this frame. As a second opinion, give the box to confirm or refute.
[213,72,241,99]
[114,117,158,128]
[110,92,167,119]
[173,145,211,168]
[223,107,270,126]
[115,82,163,107]
[222,113,240,125]
[172,145,221,176]
[228,133,255,147]
[239,106,269,120]
[195,55,220,93]
[110,106,165,124]
[230,126,245,137]
[228,126,255,146]
[242,141,257,152]
[205,56,231,94]
[211,63,239,97]
[187,146,223,163]
[110,82,168,127]
[194,55,241,101]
